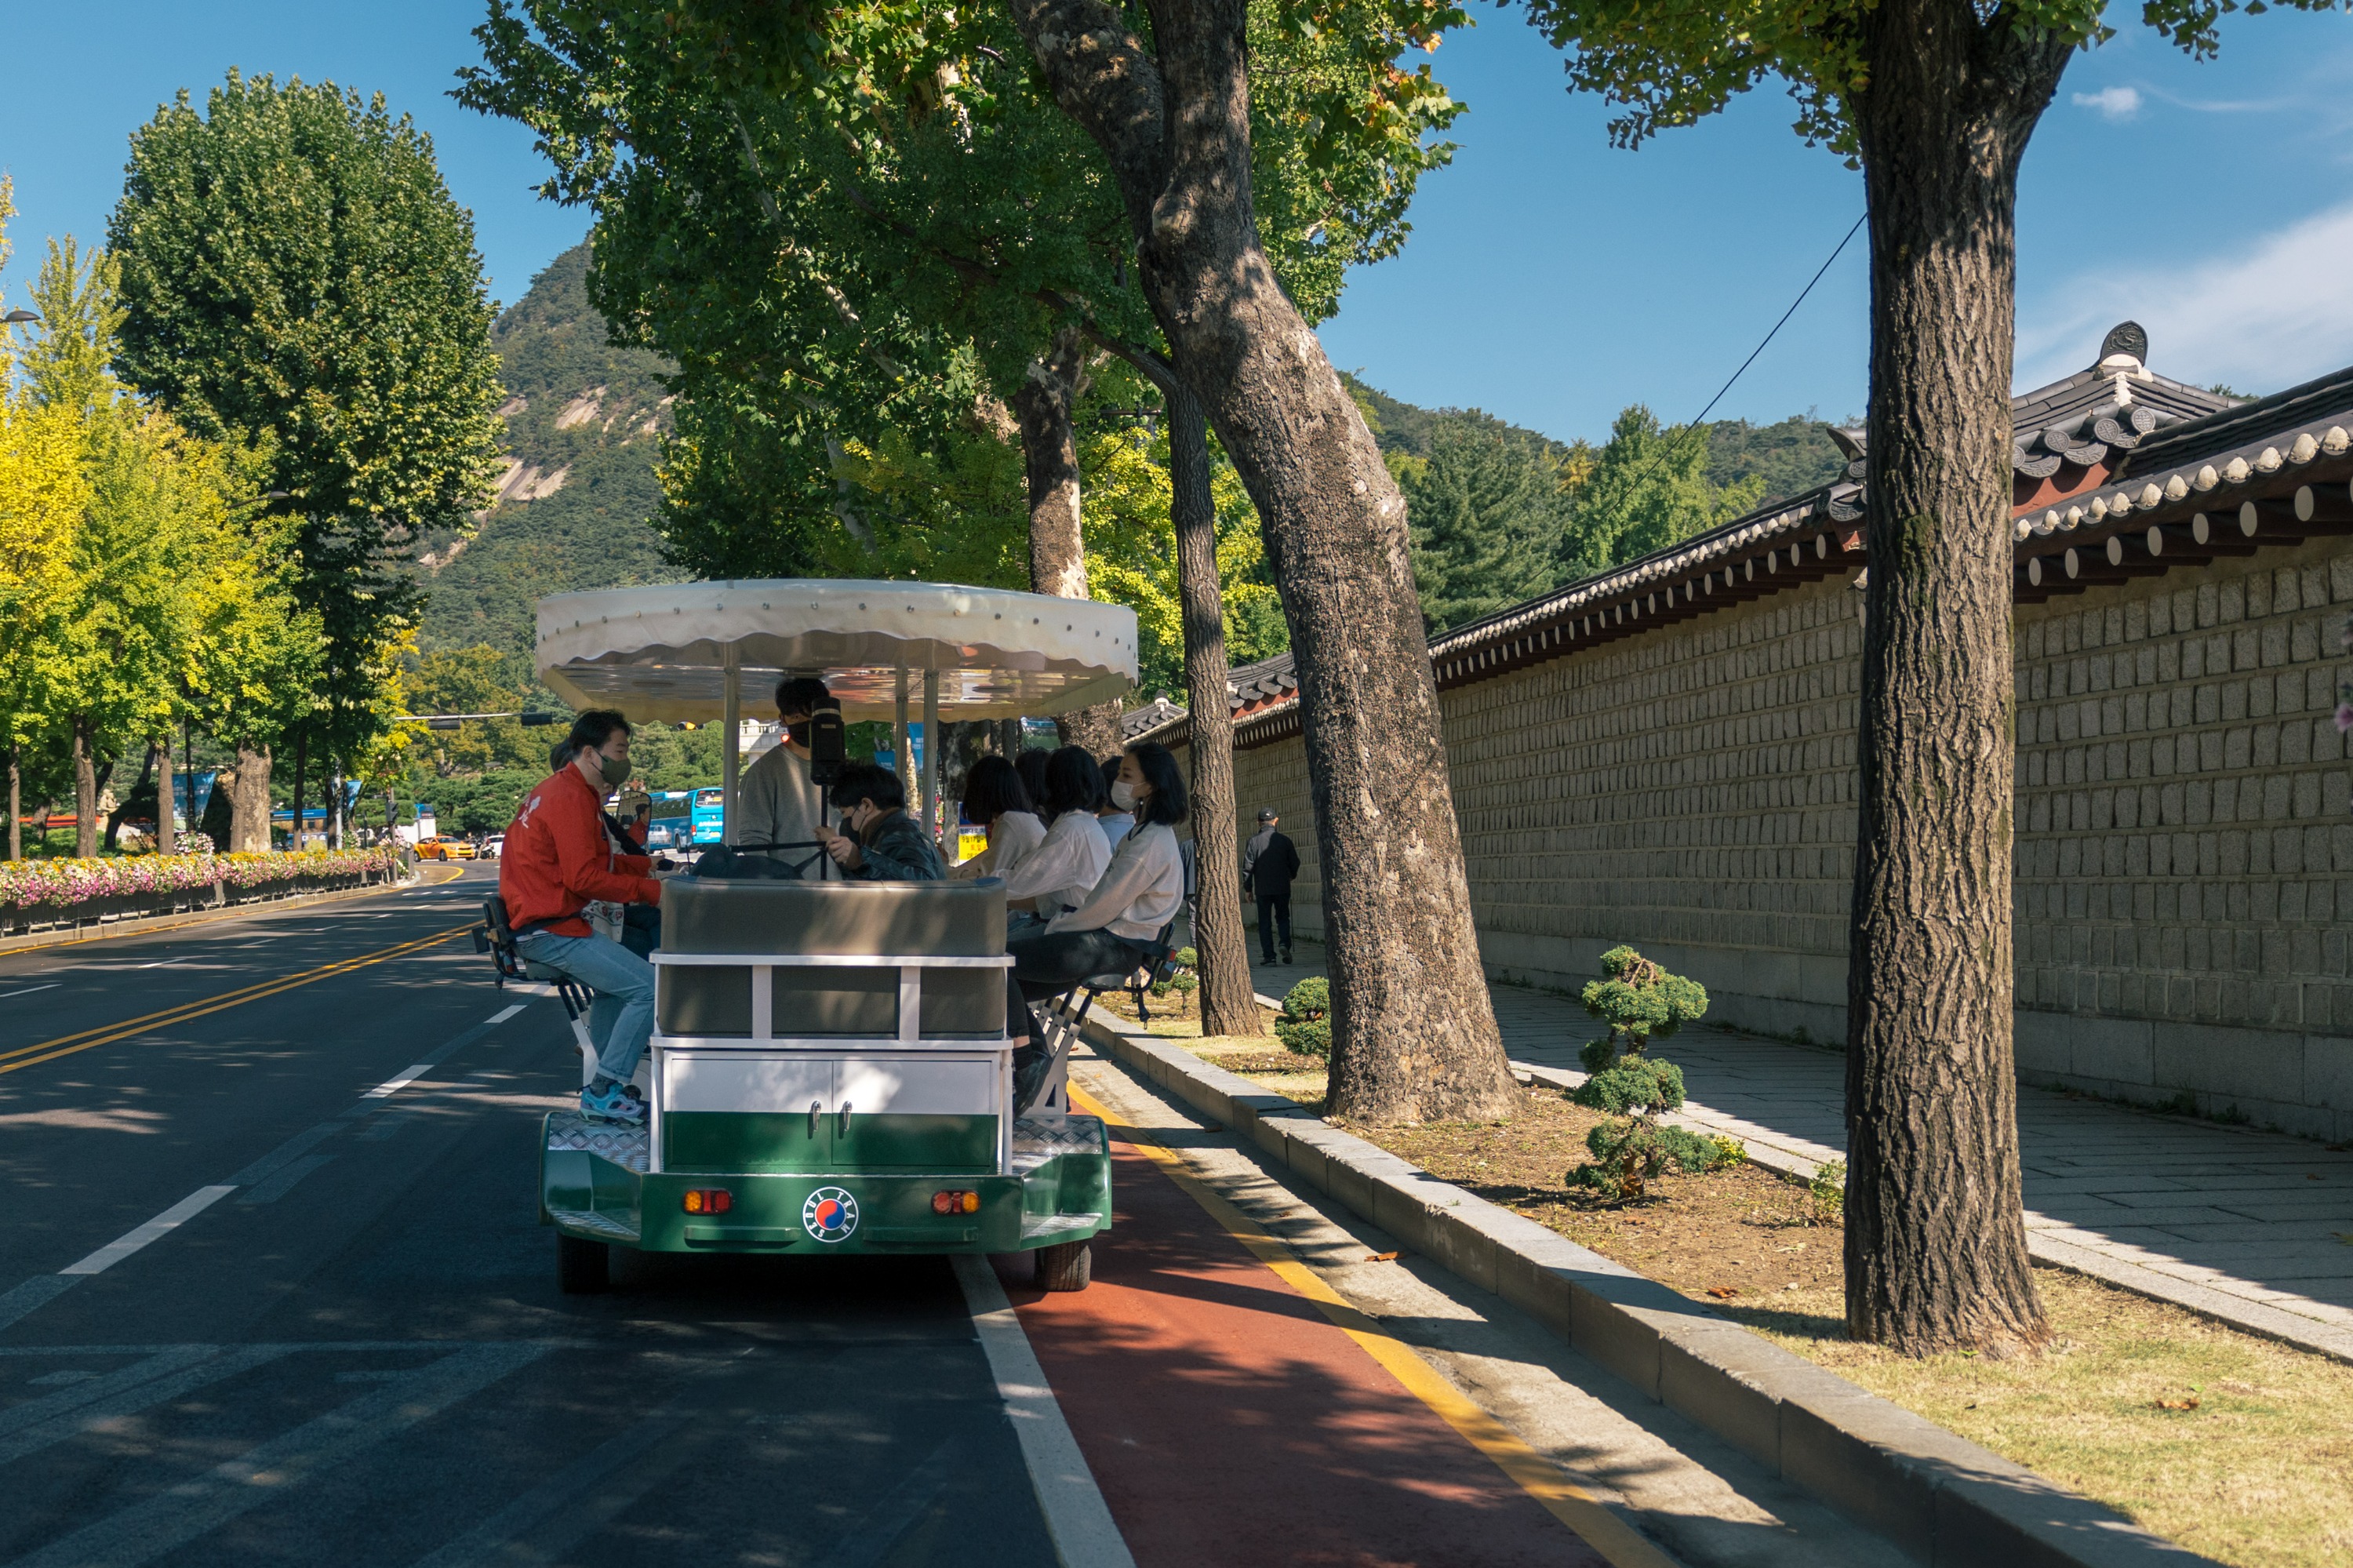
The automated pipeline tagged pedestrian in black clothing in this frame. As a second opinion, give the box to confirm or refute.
[1241,807,1300,965]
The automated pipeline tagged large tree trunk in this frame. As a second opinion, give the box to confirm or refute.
[71,717,99,859]
[1165,381,1260,1037]
[223,744,274,854]
[1013,326,1123,758]
[156,734,175,856]
[5,751,18,863]
[1004,0,1511,1121]
[1842,0,2069,1356]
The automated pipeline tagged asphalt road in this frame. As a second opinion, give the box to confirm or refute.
[0,860,1947,1568]
[0,869,1059,1567]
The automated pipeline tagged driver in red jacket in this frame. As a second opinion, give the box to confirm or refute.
[500,710,664,1124]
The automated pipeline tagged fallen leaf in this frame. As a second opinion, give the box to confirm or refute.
[2309,1173,2324,1181]
[1707,1285,1739,1299]
[2154,1397,2201,1411]
[1366,1251,1400,1263]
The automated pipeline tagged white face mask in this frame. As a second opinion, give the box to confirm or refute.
[1109,779,1140,812]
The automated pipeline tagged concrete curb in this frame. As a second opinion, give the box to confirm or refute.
[0,871,437,957]
[1086,1014,2219,1568]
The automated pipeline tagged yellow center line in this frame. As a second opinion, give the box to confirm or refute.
[0,924,478,1078]
[1067,1081,1680,1568]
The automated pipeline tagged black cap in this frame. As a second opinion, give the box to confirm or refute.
[1257,808,1278,822]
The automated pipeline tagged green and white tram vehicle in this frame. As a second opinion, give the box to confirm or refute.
[521,580,1139,1294]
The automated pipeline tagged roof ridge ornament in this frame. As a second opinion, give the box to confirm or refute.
[2099,320,2150,367]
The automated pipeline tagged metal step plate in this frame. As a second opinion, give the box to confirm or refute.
[545,1111,650,1174]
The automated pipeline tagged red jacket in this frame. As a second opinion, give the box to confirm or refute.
[499,764,660,938]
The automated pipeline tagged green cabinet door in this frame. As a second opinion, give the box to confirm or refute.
[831,1057,1001,1174]
[662,1053,832,1173]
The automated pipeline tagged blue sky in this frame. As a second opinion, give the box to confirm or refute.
[2,2,2348,447]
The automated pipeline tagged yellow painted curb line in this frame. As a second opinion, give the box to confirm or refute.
[1068,1082,1679,1568]
[0,923,476,1077]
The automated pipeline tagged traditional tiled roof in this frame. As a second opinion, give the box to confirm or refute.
[1119,695,1187,737]
[1132,326,2353,751]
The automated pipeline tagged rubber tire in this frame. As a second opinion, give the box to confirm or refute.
[1035,1239,1092,1293]
[557,1232,609,1293]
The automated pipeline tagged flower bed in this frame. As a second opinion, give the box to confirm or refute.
[0,847,406,932]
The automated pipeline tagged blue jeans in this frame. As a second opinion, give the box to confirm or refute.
[516,930,658,1085]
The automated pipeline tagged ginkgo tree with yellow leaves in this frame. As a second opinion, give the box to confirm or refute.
[0,214,319,860]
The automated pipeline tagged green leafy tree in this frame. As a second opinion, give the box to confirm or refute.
[108,69,506,838]
[1522,0,2339,1355]
[1402,420,1577,633]
[1563,407,1765,580]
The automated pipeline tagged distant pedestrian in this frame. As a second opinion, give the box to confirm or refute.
[1242,808,1300,966]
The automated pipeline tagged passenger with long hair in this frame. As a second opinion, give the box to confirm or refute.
[997,744,1112,921]
[1006,743,1190,1107]
[952,755,1046,882]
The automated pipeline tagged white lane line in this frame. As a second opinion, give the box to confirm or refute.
[488,1003,526,1024]
[363,1064,437,1099]
[4,1342,551,1568]
[951,1255,1135,1568]
[0,982,60,999]
[60,1187,238,1276]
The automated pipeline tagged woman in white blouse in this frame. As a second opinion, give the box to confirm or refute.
[1006,742,1187,1106]
[996,745,1112,922]
[951,755,1046,882]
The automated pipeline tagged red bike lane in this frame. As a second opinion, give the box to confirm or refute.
[1007,1134,1617,1568]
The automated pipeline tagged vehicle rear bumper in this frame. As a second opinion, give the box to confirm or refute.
[540,1111,1111,1254]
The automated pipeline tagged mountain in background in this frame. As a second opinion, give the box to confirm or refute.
[413,242,673,658]
[1342,370,1850,507]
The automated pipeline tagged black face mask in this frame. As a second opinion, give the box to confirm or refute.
[787,719,811,746]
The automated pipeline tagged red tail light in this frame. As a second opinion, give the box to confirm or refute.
[682,1189,733,1214]
[931,1190,980,1215]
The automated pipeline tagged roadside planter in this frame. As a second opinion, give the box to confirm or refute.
[0,846,404,936]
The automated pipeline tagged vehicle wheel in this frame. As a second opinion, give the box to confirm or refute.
[1035,1239,1092,1293]
[557,1232,609,1293]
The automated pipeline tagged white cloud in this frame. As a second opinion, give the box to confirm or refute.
[2072,85,2144,121]
[2018,200,2353,393]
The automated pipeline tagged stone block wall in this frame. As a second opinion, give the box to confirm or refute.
[1180,536,2353,1139]
[2009,540,2353,1137]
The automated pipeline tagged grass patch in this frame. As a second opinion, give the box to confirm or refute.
[1122,1023,2353,1568]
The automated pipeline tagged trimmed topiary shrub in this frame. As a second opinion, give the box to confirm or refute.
[1577,944,1709,1073]
[1274,975,1330,1059]
[1564,947,1737,1198]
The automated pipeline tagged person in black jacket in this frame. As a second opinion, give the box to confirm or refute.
[1241,807,1300,965]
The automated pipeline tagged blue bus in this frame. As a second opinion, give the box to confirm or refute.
[689,787,726,845]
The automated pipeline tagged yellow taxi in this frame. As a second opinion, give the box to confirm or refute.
[415,836,478,861]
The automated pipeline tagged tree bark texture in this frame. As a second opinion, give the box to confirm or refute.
[6,753,19,863]
[1013,327,1123,758]
[72,716,99,859]
[156,733,176,856]
[224,744,274,854]
[1003,0,1511,1121]
[1842,0,2070,1356]
[1163,382,1260,1037]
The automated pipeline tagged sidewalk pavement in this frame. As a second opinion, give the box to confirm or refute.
[1245,939,2353,1365]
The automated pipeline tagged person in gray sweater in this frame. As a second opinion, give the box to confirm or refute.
[737,676,833,860]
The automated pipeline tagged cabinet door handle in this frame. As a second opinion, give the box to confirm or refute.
[809,1100,822,1138]
[836,1102,853,1137]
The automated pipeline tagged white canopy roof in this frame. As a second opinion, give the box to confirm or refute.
[535,580,1139,722]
